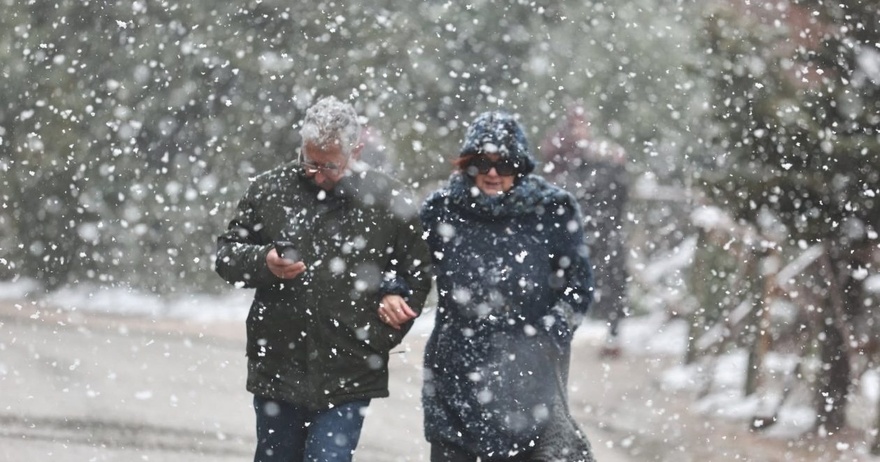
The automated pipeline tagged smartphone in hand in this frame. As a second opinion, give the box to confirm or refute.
[274,240,299,262]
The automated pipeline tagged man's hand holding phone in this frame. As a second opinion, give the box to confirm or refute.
[267,240,306,279]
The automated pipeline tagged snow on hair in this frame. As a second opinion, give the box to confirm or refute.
[300,96,361,156]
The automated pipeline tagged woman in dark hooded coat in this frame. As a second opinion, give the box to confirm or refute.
[420,111,595,461]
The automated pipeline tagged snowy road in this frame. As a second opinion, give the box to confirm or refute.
[2,299,863,461]
[0,302,251,461]
[0,301,638,461]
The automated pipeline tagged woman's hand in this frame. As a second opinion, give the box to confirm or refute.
[378,295,417,330]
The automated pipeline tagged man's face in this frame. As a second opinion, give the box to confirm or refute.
[300,141,351,191]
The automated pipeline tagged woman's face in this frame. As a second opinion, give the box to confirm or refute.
[467,154,516,196]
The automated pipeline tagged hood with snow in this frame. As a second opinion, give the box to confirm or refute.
[459,110,536,175]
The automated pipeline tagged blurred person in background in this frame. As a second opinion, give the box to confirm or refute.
[215,95,432,462]
[419,110,595,461]
[358,125,397,174]
[541,103,630,359]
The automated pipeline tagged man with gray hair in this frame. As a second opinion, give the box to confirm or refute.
[215,95,432,462]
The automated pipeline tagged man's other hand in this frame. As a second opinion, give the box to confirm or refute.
[267,248,307,279]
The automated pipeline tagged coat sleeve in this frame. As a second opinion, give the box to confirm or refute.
[543,194,594,345]
[417,191,445,263]
[214,182,277,289]
[373,191,434,348]
[381,207,433,310]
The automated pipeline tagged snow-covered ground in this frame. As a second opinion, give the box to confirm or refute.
[3,278,880,461]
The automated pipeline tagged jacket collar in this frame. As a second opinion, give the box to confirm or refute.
[443,172,560,219]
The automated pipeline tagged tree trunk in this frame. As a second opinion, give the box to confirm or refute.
[812,246,862,435]
[873,396,880,455]
[745,250,773,397]
[684,229,708,365]
[814,319,850,434]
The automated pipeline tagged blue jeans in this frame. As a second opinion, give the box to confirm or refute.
[253,395,371,462]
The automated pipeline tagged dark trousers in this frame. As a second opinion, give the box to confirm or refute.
[253,395,370,462]
[430,442,533,462]
[431,442,476,462]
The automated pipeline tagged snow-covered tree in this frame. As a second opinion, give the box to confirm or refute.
[697,0,879,436]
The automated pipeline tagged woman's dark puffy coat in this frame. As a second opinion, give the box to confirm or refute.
[215,161,432,410]
[420,171,593,458]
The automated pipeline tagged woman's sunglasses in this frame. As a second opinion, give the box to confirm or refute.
[465,156,519,176]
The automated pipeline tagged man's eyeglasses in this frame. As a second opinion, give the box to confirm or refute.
[465,156,519,177]
[298,151,343,176]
